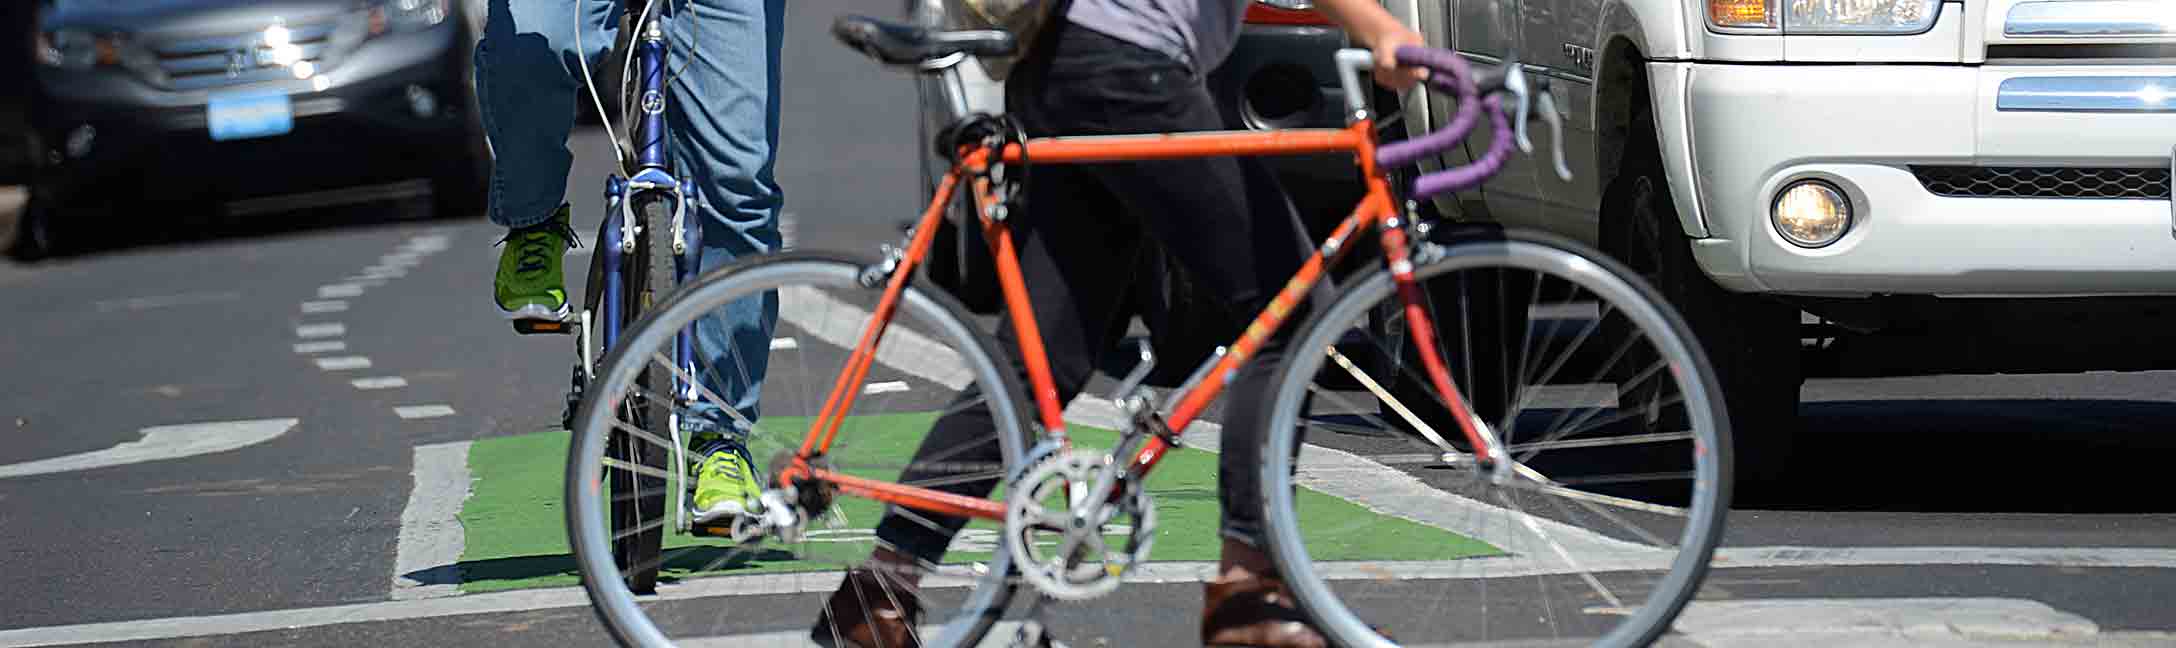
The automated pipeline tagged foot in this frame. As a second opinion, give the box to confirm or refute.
[1201,540,1328,648]
[810,563,924,648]
[494,205,577,322]
[691,437,764,524]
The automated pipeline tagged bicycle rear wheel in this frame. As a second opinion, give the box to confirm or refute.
[1261,228,1730,647]
[568,251,1031,647]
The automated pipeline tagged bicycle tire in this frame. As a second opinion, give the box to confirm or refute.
[568,251,1031,648]
[1259,228,1731,647]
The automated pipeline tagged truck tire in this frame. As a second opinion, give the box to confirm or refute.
[1606,148,1801,498]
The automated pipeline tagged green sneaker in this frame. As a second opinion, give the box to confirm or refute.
[494,205,578,322]
[692,439,764,524]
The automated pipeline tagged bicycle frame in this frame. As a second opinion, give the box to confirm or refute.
[782,61,1495,523]
[596,2,704,533]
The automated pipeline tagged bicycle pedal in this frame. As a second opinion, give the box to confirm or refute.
[512,319,576,335]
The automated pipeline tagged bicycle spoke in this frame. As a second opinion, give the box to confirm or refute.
[1496,488,1624,610]
[602,453,676,481]
[1546,482,1676,547]
[1506,431,1693,454]
[1500,476,1689,517]
[1555,471,1696,487]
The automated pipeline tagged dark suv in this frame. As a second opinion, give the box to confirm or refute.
[17,0,487,257]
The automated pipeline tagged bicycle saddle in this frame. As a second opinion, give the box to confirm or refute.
[832,15,1017,66]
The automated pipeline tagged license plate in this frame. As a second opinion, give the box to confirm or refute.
[207,92,293,141]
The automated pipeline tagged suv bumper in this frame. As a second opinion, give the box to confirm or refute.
[1666,62,2176,297]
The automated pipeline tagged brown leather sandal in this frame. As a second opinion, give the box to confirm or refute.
[1200,573,1329,648]
[810,567,924,648]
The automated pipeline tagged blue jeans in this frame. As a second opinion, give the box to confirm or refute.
[477,0,784,433]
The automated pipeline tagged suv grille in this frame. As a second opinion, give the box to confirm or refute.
[151,21,339,92]
[1912,166,2171,200]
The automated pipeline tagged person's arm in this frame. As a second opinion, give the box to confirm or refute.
[1307,0,1429,91]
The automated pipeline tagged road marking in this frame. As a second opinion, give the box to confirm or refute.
[9,548,2176,647]
[863,381,910,394]
[300,300,348,314]
[394,405,456,420]
[292,341,347,354]
[344,277,388,287]
[770,337,799,350]
[393,442,472,600]
[0,419,298,480]
[380,253,423,267]
[780,210,798,251]
[1673,597,2097,644]
[778,285,972,389]
[358,266,407,279]
[315,356,372,371]
[403,234,451,253]
[351,377,409,390]
[295,323,346,339]
[318,283,365,299]
[93,291,243,313]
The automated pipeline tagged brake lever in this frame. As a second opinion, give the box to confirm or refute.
[1500,59,1534,154]
[1534,84,1572,181]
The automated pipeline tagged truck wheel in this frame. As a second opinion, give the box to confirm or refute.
[1606,154,1801,498]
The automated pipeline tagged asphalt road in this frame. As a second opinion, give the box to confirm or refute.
[2,0,2174,645]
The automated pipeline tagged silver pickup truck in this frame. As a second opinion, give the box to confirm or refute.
[1386,0,2176,484]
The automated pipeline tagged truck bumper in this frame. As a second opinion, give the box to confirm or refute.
[1662,61,2176,297]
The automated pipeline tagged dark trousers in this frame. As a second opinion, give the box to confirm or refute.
[873,22,1314,564]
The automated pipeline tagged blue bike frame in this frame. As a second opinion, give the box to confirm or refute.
[597,3,699,517]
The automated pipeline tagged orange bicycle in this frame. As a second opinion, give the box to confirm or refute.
[568,14,1731,648]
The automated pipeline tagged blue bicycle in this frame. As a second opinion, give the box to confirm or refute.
[529,0,699,595]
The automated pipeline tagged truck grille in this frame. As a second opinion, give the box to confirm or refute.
[1912,166,2172,200]
[151,21,340,92]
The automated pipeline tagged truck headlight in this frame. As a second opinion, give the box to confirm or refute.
[1709,0,1939,33]
[370,0,450,35]
[1785,0,1939,34]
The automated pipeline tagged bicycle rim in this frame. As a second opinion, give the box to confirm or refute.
[568,252,1030,647]
[1261,231,1730,647]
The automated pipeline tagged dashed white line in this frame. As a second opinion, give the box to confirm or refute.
[351,377,409,390]
[318,283,365,299]
[315,356,373,371]
[863,381,911,395]
[300,300,349,314]
[770,337,799,350]
[292,341,347,354]
[93,291,243,313]
[394,405,456,420]
[295,323,346,339]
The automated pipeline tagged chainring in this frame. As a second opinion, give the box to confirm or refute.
[1003,448,1157,601]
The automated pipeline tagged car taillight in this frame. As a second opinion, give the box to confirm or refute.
[1245,2,1333,26]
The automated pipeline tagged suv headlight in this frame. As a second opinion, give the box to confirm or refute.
[1708,0,1940,33]
[370,0,450,35]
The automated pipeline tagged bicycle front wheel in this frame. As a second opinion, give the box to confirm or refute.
[1261,229,1730,647]
[568,251,1032,647]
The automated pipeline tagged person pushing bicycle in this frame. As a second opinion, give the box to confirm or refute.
[477,0,783,524]
[811,1,1429,646]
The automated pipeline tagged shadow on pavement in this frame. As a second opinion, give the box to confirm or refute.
[1754,398,2176,514]
[8,187,477,263]
[450,546,803,591]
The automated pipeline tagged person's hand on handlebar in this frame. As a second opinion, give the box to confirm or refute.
[1310,0,1430,91]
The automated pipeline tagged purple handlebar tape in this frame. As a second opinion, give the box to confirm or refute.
[1412,95,1513,200]
[1376,46,1479,169]
[1375,45,1517,201]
